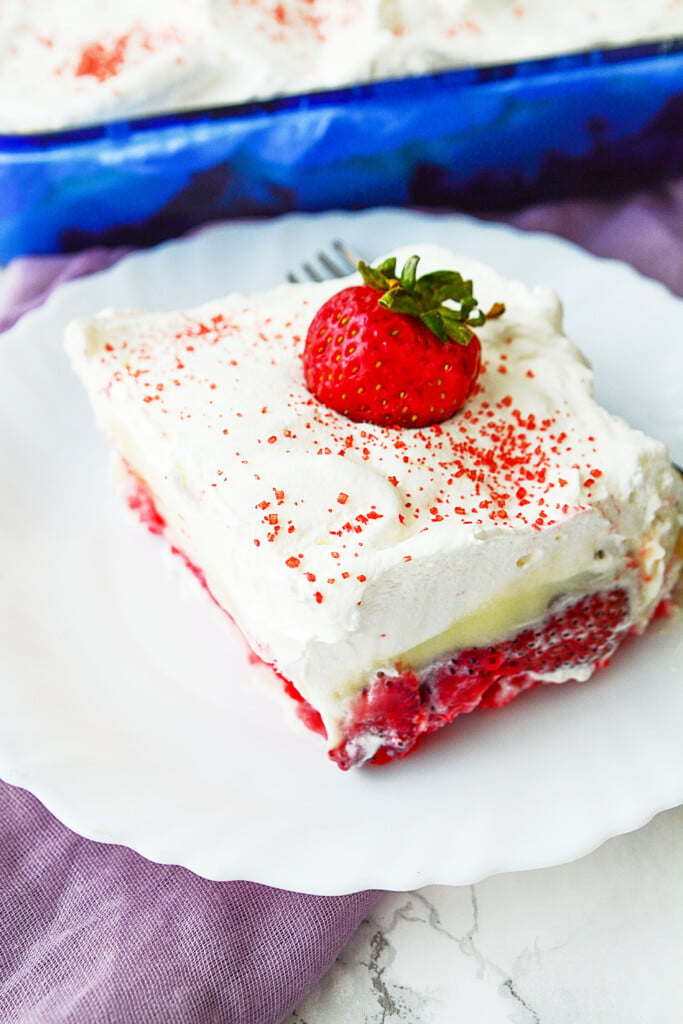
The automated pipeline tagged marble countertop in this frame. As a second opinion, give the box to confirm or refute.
[288,804,683,1023]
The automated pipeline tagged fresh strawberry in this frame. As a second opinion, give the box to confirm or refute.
[303,254,504,428]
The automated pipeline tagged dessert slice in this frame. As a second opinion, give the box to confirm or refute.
[65,245,683,769]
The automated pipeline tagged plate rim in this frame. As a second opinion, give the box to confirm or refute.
[1,208,682,895]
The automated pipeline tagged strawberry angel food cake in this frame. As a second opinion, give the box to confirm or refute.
[65,244,683,769]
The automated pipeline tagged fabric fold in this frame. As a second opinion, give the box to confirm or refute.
[0,785,378,1024]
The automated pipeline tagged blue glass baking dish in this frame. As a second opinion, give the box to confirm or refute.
[1,38,682,261]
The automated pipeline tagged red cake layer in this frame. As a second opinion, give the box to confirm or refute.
[124,466,638,769]
[327,586,631,769]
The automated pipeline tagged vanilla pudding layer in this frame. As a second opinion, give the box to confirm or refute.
[2,0,682,132]
[65,245,683,755]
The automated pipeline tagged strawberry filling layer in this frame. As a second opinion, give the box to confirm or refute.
[123,466,632,770]
[327,586,631,769]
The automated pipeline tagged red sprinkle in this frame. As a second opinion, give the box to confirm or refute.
[75,35,130,82]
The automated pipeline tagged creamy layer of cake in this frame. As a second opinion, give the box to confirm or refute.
[2,0,682,132]
[65,245,683,765]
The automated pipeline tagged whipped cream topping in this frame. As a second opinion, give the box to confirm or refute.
[65,244,683,744]
[2,0,682,132]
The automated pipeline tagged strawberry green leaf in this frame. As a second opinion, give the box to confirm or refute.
[376,256,397,279]
[431,285,474,308]
[464,308,486,328]
[379,290,422,317]
[358,260,392,291]
[420,310,449,343]
[358,254,504,346]
[415,269,468,290]
[399,254,419,292]
[415,271,470,302]
[439,309,477,345]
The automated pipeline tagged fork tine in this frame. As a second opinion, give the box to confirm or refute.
[287,239,362,284]
[332,239,361,272]
[317,251,346,278]
[302,260,325,282]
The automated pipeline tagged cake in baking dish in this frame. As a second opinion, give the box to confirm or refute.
[2,0,683,132]
[65,244,683,769]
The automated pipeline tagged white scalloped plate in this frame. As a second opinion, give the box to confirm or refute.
[1,210,682,895]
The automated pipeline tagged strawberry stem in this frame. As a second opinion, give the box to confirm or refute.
[358,255,503,346]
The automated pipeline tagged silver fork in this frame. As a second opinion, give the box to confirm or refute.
[286,239,362,283]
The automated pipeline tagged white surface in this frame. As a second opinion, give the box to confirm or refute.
[0,209,682,896]
[287,805,683,1023]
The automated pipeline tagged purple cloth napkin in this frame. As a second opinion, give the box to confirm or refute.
[1,180,681,1023]
[0,786,377,1024]
[501,177,683,299]
[0,248,128,334]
